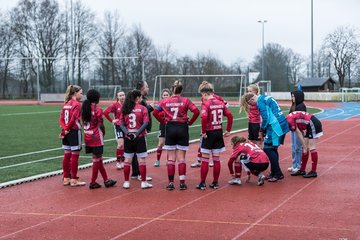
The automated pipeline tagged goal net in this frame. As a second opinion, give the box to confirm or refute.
[152,74,247,105]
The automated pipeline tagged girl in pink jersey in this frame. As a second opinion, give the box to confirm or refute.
[228,136,269,186]
[120,90,152,189]
[241,84,261,146]
[82,89,117,189]
[154,88,171,167]
[103,90,126,169]
[196,81,233,190]
[287,111,323,178]
[59,85,86,187]
[153,80,200,190]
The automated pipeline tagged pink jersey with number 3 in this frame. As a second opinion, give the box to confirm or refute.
[120,103,149,137]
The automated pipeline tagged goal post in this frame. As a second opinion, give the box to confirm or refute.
[152,74,247,104]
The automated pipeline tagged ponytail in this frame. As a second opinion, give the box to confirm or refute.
[81,89,100,122]
[122,89,142,115]
[64,85,82,103]
[239,93,255,114]
[198,81,214,94]
[231,136,247,146]
[172,80,183,94]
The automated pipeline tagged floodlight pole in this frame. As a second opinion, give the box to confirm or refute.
[258,20,267,81]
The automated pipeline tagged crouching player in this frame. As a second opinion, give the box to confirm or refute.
[287,111,323,178]
[228,136,269,186]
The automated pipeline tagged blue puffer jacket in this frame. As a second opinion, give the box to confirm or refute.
[257,95,289,146]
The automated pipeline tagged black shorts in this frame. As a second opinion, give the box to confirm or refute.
[201,130,225,154]
[114,125,124,140]
[158,124,166,138]
[85,146,103,156]
[248,122,260,141]
[124,136,148,158]
[62,129,82,151]
[305,116,323,139]
[164,122,189,150]
[244,162,269,176]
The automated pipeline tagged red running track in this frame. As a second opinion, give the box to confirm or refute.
[0,102,359,239]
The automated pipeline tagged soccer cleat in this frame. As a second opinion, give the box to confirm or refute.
[63,178,70,186]
[131,175,138,179]
[123,181,130,189]
[89,182,101,189]
[267,177,279,182]
[190,161,201,168]
[257,175,266,186]
[70,179,86,187]
[116,162,123,169]
[209,182,219,189]
[179,183,187,190]
[291,168,299,173]
[137,175,153,181]
[196,182,206,190]
[303,171,317,178]
[287,167,294,172]
[228,178,242,185]
[209,161,214,167]
[104,179,117,188]
[166,182,175,191]
[291,170,306,176]
[154,160,160,167]
[141,181,153,189]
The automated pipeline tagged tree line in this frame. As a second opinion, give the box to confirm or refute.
[0,0,359,99]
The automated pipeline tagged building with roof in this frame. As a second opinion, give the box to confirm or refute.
[296,77,336,92]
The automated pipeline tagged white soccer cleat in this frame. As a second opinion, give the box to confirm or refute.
[116,162,123,169]
[190,161,201,168]
[209,161,214,167]
[228,178,242,185]
[137,175,152,181]
[123,181,130,189]
[141,181,153,189]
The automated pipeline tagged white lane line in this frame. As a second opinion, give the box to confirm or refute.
[0,111,59,116]
[231,121,360,239]
[0,116,247,161]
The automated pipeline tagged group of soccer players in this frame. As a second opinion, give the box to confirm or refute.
[59,80,323,190]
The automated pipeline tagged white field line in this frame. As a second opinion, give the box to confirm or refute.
[0,116,248,161]
[0,155,94,170]
[0,110,59,116]
[0,128,247,189]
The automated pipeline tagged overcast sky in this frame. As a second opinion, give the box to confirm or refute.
[1,0,359,65]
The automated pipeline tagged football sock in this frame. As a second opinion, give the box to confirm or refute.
[70,151,80,179]
[178,160,186,184]
[62,151,71,178]
[213,156,221,182]
[124,162,131,181]
[167,159,175,181]
[310,149,318,172]
[139,162,147,181]
[200,156,209,182]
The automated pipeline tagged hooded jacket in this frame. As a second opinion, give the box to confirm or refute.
[289,90,306,113]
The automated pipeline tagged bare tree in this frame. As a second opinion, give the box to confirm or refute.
[11,0,65,93]
[97,10,125,85]
[69,0,97,87]
[0,13,16,98]
[323,26,360,88]
[286,49,304,86]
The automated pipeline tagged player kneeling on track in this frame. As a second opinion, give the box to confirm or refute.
[120,90,152,190]
[287,111,323,178]
[228,136,270,186]
[82,89,117,189]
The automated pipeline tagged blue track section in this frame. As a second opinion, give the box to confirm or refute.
[315,102,360,120]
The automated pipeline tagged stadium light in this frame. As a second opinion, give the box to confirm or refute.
[258,20,267,81]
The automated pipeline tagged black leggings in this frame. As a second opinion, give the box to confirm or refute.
[263,146,283,178]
